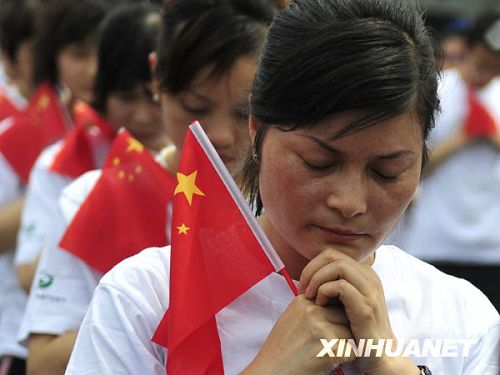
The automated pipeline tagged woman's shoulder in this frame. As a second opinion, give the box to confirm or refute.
[59,169,102,222]
[98,246,172,309]
[375,245,499,336]
[33,140,64,171]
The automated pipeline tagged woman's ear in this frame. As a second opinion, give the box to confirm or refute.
[148,52,160,102]
[249,114,260,144]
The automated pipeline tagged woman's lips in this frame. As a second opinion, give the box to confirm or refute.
[315,225,367,243]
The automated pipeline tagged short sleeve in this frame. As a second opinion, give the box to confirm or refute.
[15,144,72,265]
[66,282,166,374]
[17,171,103,344]
[463,322,500,375]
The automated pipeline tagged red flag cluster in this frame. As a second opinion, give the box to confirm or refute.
[0,88,19,121]
[59,130,176,274]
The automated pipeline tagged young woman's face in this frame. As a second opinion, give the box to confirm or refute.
[255,112,423,267]
[160,55,256,177]
[57,38,97,104]
[105,85,165,152]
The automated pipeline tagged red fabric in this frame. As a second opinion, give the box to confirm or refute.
[58,130,176,274]
[49,102,115,178]
[0,84,67,183]
[463,88,497,138]
[152,126,278,375]
[0,88,19,121]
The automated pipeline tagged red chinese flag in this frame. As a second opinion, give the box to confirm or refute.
[152,123,289,374]
[50,102,115,178]
[463,88,497,138]
[59,130,177,274]
[0,83,68,182]
[0,89,19,121]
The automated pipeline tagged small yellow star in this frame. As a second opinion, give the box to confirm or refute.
[174,170,205,205]
[112,157,121,166]
[126,138,144,153]
[177,223,190,235]
[37,95,50,110]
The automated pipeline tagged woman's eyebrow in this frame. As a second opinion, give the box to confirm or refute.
[298,134,342,155]
[298,134,415,159]
[376,150,415,160]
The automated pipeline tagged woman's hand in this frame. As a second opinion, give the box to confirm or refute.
[299,248,419,375]
[241,294,355,375]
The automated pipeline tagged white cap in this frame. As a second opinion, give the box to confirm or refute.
[484,19,500,52]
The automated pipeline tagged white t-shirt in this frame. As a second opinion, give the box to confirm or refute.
[66,245,499,375]
[15,142,73,265]
[17,170,102,345]
[0,152,26,358]
[392,70,500,264]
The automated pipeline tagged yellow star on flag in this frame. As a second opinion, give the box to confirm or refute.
[177,223,190,235]
[174,170,205,205]
[126,138,144,153]
[37,95,50,110]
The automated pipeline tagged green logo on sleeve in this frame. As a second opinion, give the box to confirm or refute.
[38,273,54,289]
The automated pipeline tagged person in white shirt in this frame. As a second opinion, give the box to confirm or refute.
[68,0,499,374]
[390,11,500,310]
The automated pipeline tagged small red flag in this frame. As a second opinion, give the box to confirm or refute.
[152,123,288,374]
[58,130,176,274]
[463,88,497,138]
[0,83,68,183]
[49,102,115,178]
[0,88,20,121]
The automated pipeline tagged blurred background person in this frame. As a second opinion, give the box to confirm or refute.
[391,10,500,310]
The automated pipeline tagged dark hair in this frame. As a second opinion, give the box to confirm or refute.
[155,0,275,94]
[0,0,36,61]
[244,0,440,215]
[466,10,500,54]
[32,0,114,86]
[92,3,160,113]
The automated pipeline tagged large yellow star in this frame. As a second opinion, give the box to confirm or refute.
[177,223,190,235]
[174,170,205,205]
[126,138,144,153]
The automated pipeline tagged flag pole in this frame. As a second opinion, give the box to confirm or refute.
[189,122,285,273]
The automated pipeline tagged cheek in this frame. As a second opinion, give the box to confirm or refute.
[161,108,190,150]
[259,150,310,219]
[370,175,419,229]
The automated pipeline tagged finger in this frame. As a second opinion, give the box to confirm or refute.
[298,248,353,293]
[305,257,371,300]
[320,305,349,326]
[314,279,365,313]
